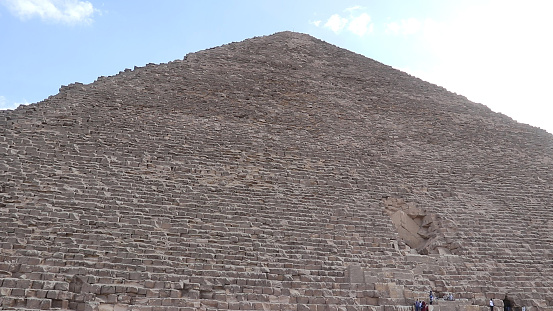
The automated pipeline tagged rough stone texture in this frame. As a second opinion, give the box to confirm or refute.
[1,31,553,310]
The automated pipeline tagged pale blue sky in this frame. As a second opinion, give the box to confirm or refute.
[1,0,552,134]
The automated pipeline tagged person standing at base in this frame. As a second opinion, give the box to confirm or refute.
[490,299,494,311]
[504,298,512,311]
[429,291,434,305]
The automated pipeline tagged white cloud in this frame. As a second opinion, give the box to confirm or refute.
[402,18,422,35]
[0,95,30,110]
[348,12,372,36]
[0,96,22,110]
[322,7,374,36]
[324,14,348,34]
[1,0,96,24]
[385,21,400,35]
[310,20,321,27]
[345,5,364,13]
[391,1,553,134]
[385,18,422,35]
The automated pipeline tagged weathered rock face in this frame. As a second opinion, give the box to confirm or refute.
[1,31,553,311]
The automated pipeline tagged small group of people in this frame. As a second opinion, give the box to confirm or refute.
[444,293,455,301]
[414,299,429,311]
[490,298,525,311]
[414,291,434,311]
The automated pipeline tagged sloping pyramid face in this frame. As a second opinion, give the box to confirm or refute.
[1,31,553,310]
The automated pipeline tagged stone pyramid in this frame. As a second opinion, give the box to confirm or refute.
[1,31,553,311]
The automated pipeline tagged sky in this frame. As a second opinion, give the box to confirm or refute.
[1,0,552,134]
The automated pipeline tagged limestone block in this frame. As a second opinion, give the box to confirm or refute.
[26,298,43,309]
[1,278,17,287]
[11,288,25,296]
[375,282,405,299]
[406,204,425,219]
[391,210,425,248]
[383,304,412,311]
[0,287,11,296]
[55,281,70,291]
[421,215,435,227]
[99,303,115,311]
[347,265,365,283]
[526,299,548,308]
[403,289,418,300]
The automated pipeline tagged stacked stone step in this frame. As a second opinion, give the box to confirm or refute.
[0,122,403,311]
[2,31,553,310]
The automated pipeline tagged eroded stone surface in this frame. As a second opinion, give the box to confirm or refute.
[1,31,553,310]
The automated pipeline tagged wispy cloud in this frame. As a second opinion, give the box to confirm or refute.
[385,18,422,35]
[348,13,372,36]
[1,0,96,25]
[385,2,553,133]
[324,14,348,33]
[0,96,29,110]
[344,5,363,13]
[309,20,322,27]
[318,6,374,37]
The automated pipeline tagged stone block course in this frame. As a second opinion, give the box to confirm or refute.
[1,31,553,310]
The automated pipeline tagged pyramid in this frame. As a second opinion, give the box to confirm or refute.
[1,31,553,311]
